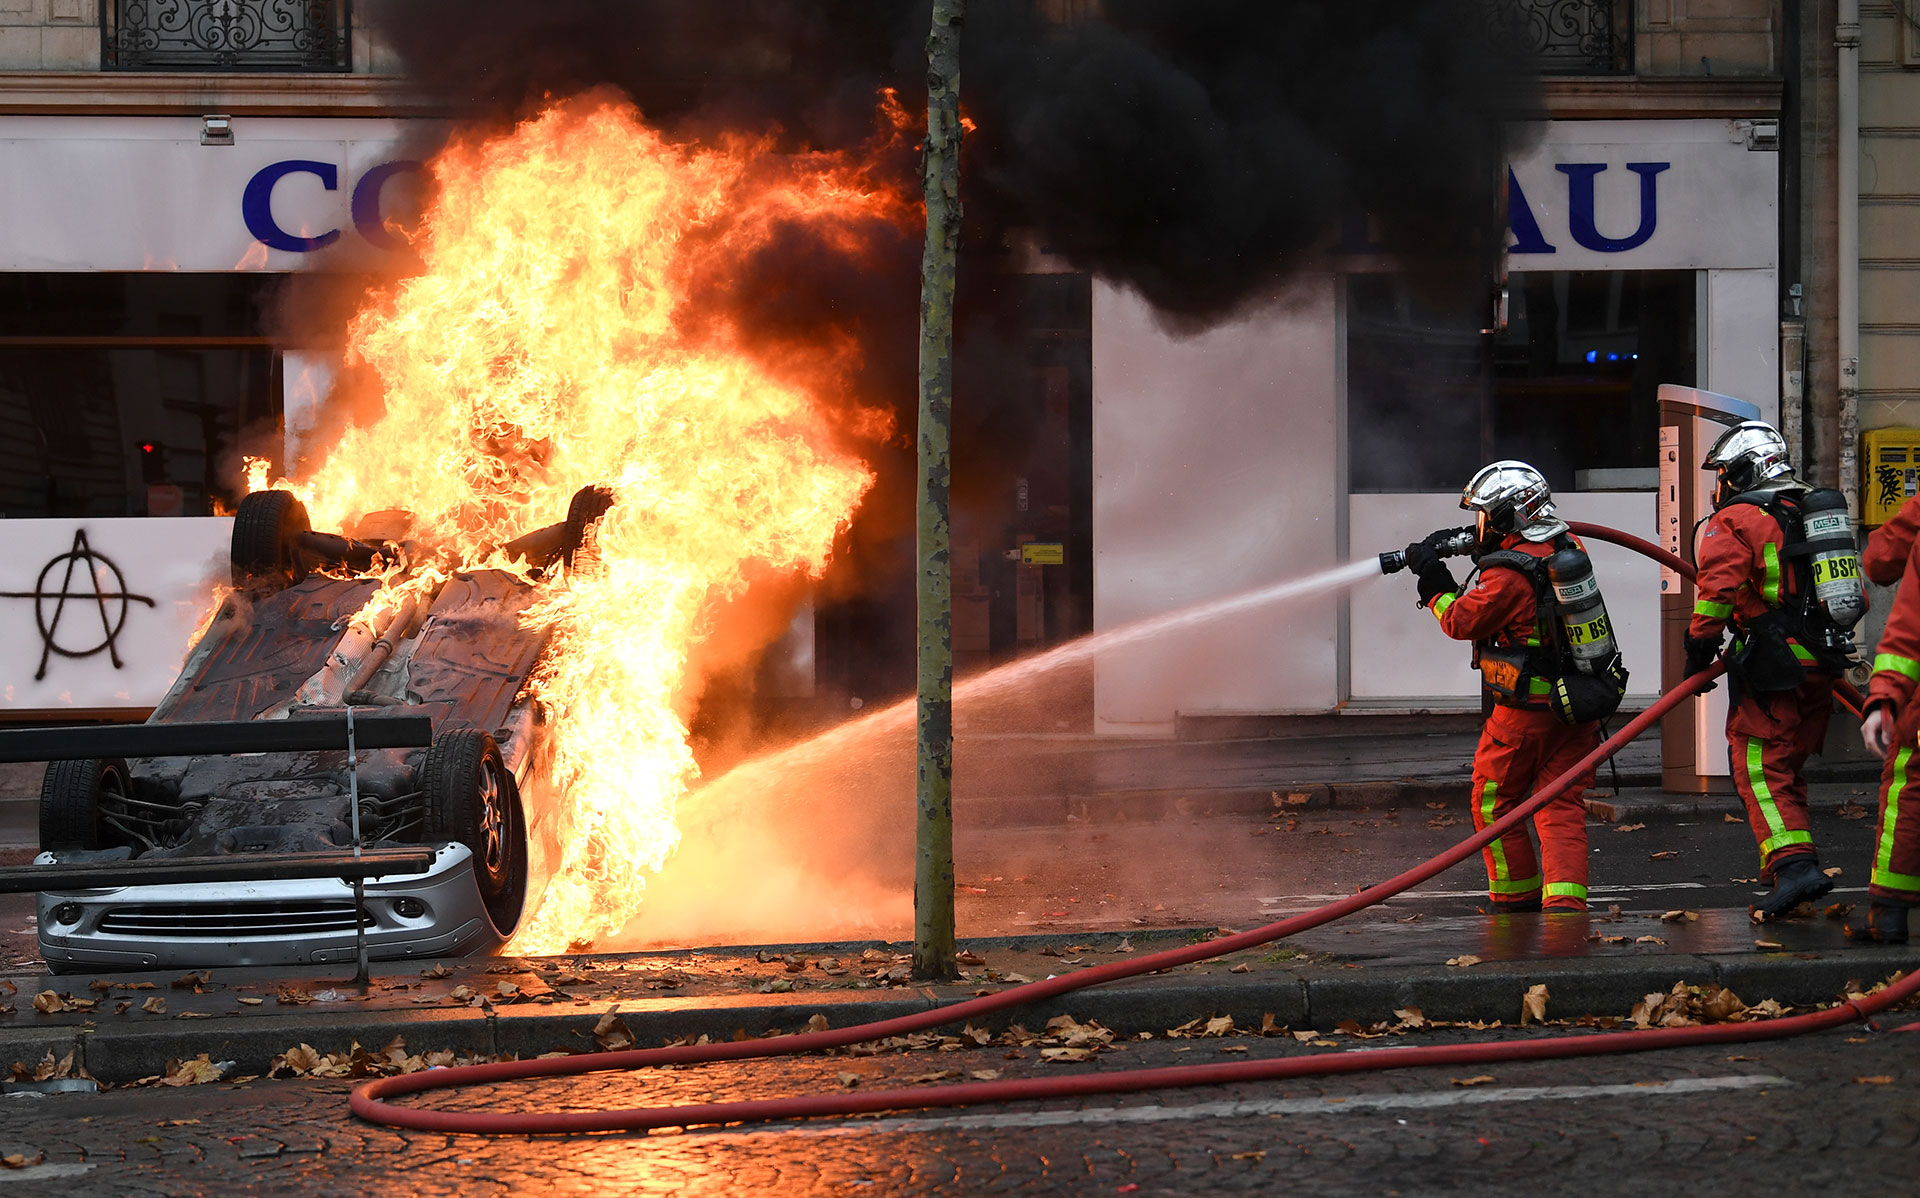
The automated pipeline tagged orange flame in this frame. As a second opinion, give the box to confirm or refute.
[291,95,905,950]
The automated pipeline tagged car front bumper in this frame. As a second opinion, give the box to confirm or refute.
[36,843,499,972]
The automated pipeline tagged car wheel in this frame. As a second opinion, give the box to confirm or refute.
[562,484,615,573]
[421,729,526,932]
[229,489,312,590]
[39,758,131,852]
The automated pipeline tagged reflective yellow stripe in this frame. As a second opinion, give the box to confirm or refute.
[1743,736,1793,860]
[1762,542,1782,606]
[1875,653,1920,681]
[1431,592,1456,621]
[1875,746,1920,893]
[1761,829,1813,857]
[1480,779,1508,879]
[1544,882,1588,900]
[1789,641,1817,665]
[1693,598,1733,619]
[1528,677,1552,696]
[1488,874,1543,896]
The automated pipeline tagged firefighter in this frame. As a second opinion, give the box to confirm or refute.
[1851,502,1920,942]
[1683,420,1868,921]
[1401,461,1629,913]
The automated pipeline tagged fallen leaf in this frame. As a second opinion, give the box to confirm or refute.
[158,1055,225,1087]
[806,1014,829,1034]
[1040,1047,1094,1063]
[0,1153,45,1169]
[141,997,167,1016]
[1218,1044,1249,1054]
[904,1069,960,1083]
[968,1069,1001,1081]
[1724,813,1744,824]
[1649,851,1679,860]
[1229,963,1250,974]
[1291,1031,1316,1043]
[1836,802,1868,821]
[592,1013,635,1052]
[1451,1075,1496,1087]
[1446,955,1483,968]
[420,964,453,980]
[1614,823,1647,833]
[31,991,63,1014]
[237,997,264,1006]
[1230,1150,1266,1161]
[1855,1075,1894,1085]
[1393,1007,1428,1029]
[1520,983,1549,1027]
[955,950,985,966]
[836,1072,860,1088]
[171,970,211,991]
[1660,910,1700,923]
[1754,940,1785,950]
[1636,936,1667,946]
[1823,867,1842,878]
[1203,1015,1235,1037]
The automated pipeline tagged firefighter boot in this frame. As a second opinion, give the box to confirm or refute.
[1843,901,1912,945]
[1749,856,1834,921]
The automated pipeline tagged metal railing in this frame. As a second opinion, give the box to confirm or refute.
[1484,0,1633,75]
[103,0,351,72]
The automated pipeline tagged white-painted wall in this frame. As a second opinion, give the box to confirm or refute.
[1091,278,1341,734]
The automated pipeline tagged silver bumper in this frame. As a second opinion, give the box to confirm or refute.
[36,843,499,971]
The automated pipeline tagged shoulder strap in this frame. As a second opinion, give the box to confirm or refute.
[1473,548,1546,580]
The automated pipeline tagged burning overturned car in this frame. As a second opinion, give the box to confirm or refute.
[26,485,613,972]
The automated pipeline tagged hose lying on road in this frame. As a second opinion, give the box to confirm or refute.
[353,527,1907,1135]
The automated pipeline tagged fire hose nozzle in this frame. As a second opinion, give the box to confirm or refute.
[1378,526,1479,575]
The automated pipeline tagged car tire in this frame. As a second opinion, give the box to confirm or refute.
[421,729,526,932]
[229,489,312,590]
[39,758,131,852]
[562,484,615,573]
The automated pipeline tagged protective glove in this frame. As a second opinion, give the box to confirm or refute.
[1682,634,1721,692]
[1401,540,1441,576]
[1862,705,1895,760]
[1413,560,1458,610]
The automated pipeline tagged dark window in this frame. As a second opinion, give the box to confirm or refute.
[1347,270,1696,493]
[103,0,351,72]
[0,274,285,518]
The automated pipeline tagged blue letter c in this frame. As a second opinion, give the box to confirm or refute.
[241,160,342,253]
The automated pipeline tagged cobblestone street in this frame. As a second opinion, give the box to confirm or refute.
[1,1020,1914,1195]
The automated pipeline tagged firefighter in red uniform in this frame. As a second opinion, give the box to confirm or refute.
[1683,420,1869,921]
[1851,496,1920,942]
[1401,461,1629,913]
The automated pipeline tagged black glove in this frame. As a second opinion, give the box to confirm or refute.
[1402,540,1441,576]
[1683,634,1721,691]
[1414,560,1458,609]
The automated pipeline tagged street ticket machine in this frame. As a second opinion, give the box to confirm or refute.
[1657,384,1761,793]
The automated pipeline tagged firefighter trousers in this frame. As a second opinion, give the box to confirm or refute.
[1869,699,1920,903]
[1726,673,1832,878]
[1468,705,1598,910]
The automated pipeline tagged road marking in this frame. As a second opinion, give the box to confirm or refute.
[690,1073,1784,1140]
[0,1162,95,1181]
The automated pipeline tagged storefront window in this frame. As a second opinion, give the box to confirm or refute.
[0,274,284,518]
[1346,269,1695,492]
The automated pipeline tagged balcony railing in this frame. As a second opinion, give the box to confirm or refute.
[1484,0,1632,75]
[103,0,351,72]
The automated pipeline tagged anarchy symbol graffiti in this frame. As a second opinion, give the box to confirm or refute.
[0,529,157,681]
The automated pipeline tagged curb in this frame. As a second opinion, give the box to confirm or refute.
[11,946,1913,1085]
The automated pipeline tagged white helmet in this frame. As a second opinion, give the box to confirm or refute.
[1461,460,1567,544]
[1702,420,1795,509]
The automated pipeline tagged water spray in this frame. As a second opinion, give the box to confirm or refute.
[1377,525,1478,574]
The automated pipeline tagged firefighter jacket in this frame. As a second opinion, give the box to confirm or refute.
[1689,500,1809,645]
[1865,493,1920,587]
[1867,521,1920,713]
[1431,534,1558,710]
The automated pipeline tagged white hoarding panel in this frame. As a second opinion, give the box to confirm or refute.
[1347,493,1659,705]
[1506,119,1777,273]
[0,116,427,271]
[0,518,231,711]
[1092,278,1340,734]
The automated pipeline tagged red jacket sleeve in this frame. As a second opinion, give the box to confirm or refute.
[1865,495,1920,586]
[1688,508,1758,642]
[1431,567,1533,643]
[1869,542,1920,713]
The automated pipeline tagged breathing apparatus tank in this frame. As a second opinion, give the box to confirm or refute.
[1546,546,1617,675]
[1797,488,1867,631]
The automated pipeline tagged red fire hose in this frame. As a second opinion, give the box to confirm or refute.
[352,529,1907,1135]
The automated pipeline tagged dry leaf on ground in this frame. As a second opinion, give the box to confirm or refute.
[1450,1075,1495,1087]
[592,1013,635,1052]
[1520,984,1549,1027]
[1446,955,1483,968]
[1855,1075,1894,1085]
[141,997,167,1016]
[1614,823,1647,833]
[0,1153,45,1170]
[1649,851,1679,860]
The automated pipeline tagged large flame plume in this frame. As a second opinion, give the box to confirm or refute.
[285,95,906,951]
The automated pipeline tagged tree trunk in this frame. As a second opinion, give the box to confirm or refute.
[913,0,964,982]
